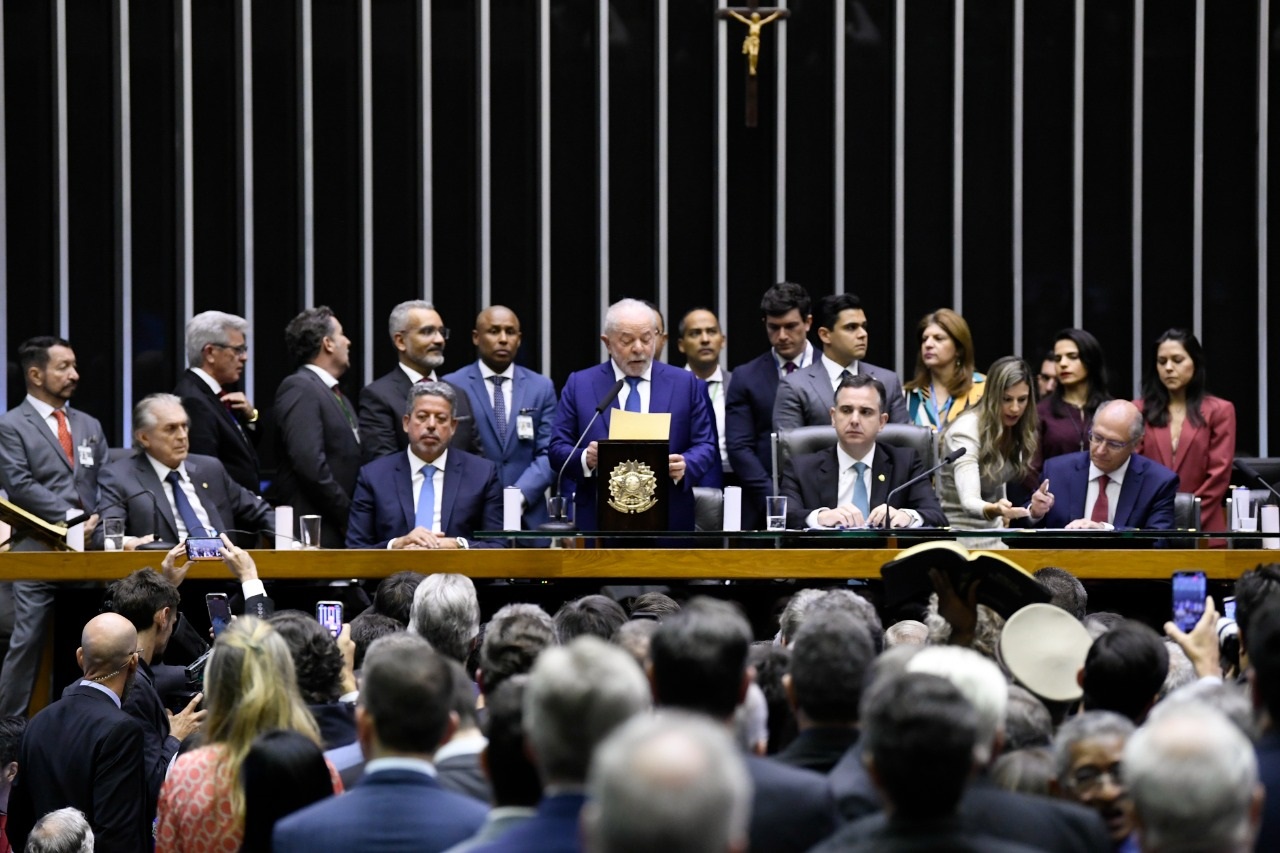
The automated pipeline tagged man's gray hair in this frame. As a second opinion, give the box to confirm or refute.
[479,603,558,695]
[185,310,248,367]
[584,710,752,853]
[603,298,658,336]
[388,299,436,342]
[907,646,1009,765]
[1150,678,1258,742]
[523,635,650,785]
[1051,710,1135,787]
[133,393,186,446]
[410,573,480,663]
[884,620,929,647]
[1125,707,1259,853]
[26,807,94,853]
[404,379,457,418]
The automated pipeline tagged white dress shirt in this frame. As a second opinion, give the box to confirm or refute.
[774,341,815,377]
[25,395,69,443]
[146,454,214,538]
[687,364,729,471]
[1085,458,1130,528]
[807,445,876,528]
[411,447,446,533]
[478,361,516,411]
[821,354,862,392]
[583,362,654,477]
[191,366,223,395]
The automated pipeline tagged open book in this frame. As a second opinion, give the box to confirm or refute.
[880,540,1051,619]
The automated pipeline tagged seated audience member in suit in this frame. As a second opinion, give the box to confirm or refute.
[359,300,479,461]
[725,282,816,529]
[773,611,875,774]
[675,307,732,486]
[1029,400,1178,530]
[240,730,338,853]
[902,308,986,431]
[780,374,948,529]
[1035,328,1113,471]
[270,306,362,548]
[773,292,908,430]
[347,381,503,550]
[173,310,262,496]
[156,616,341,852]
[442,305,557,529]
[548,298,719,532]
[274,634,488,852]
[442,677,542,853]
[0,336,108,717]
[476,603,557,697]
[649,598,838,853]
[435,658,490,803]
[8,614,150,853]
[24,807,94,853]
[583,711,751,853]
[468,637,650,853]
[97,394,274,548]
[1078,621,1168,724]
[812,673,1038,853]
[269,611,357,750]
[1134,328,1235,535]
[1050,712,1138,851]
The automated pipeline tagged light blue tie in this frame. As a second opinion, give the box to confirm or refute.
[624,376,642,412]
[851,461,870,519]
[415,464,436,532]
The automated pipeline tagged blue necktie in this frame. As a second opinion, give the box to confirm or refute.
[165,470,208,537]
[624,376,642,413]
[851,461,870,519]
[491,375,508,445]
[416,464,436,532]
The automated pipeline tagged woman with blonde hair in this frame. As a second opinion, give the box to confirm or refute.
[936,356,1039,548]
[903,308,984,432]
[156,616,341,852]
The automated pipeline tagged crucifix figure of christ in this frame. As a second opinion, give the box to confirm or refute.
[717,2,789,127]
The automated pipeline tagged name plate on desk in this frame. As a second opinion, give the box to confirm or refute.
[597,440,669,532]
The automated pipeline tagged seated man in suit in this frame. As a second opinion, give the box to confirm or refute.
[273,633,488,852]
[548,298,719,531]
[773,292,909,431]
[97,394,274,549]
[442,305,557,530]
[780,374,947,529]
[1030,399,1178,530]
[346,380,503,550]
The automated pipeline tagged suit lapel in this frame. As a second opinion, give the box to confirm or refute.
[869,445,893,508]
[193,371,251,447]
[816,447,840,509]
[21,403,73,473]
[1114,460,1143,527]
[440,452,462,534]
[1068,455,1091,520]
[136,455,180,541]
[597,364,619,436]
[805,366,832,424]
[468,367,503,451]
[507,368,528,451]
[395,454,416,532]
[648,363,674,416]
[1170,419,1201,477]
[183,458,227,533]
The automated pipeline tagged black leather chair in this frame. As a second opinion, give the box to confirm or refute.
[692,486,724,532]
[769,423,936,496]
[1172,492,1201,531]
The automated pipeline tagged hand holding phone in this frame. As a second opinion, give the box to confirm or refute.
[1172,571,1207,633]
[186,536,224,561]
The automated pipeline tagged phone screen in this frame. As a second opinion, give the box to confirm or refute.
[206,594,232,637]
[186,537,224,561]
[1224,596,1237,621]
[1172,571,1207,633]
[316,601,344,638]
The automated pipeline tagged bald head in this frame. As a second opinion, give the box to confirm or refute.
[473,305,522,373]
[78,613,138,681]
[1088,400,1144,474]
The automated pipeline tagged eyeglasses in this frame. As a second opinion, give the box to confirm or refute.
[1088,431,1133,451]
[402,325,450,340]
[1068,763,1123,794]
[212,342,249,356]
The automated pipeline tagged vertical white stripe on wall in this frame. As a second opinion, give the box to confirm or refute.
[598,0,609,335]
[179,0,194,329]
[775,0,788,283]
[657,0,669,357]
[300,0,315,305]
[361,0,374,386]
[833,0,845,295]
[893,0,906,377]
[1131,0,1144,394]
[716,10,728,359]
[0,2,6,405]
[478,0,492,311]
[55,0,69,338]
[420,0,433,300]
[1012,0,1024,355]
[952,0,964,311]
[539,0,550,372]
[1259,0,1270,455]
[1191,0,1205,341]
[117,0,135,439]
[240,0,256,405]
[1071,0,1084,327]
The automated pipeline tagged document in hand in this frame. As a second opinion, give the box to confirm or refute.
[880,540,1051,619]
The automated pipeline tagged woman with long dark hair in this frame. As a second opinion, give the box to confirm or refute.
[1036,328,1111,462]
[1135,328,1235,534]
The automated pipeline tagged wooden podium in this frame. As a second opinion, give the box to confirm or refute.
[595,440,670,531]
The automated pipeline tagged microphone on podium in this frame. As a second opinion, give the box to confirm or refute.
[540,378,626,532]
[880,446,966,528]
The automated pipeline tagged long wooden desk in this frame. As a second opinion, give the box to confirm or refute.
[0,547,1274,582]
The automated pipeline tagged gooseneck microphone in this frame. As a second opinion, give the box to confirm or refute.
[880,446,967,528]
[1234,460,1280,504]
[540,378,626,532]
[68,489,173,551]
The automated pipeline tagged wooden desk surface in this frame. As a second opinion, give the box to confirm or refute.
[0,547,1272,582]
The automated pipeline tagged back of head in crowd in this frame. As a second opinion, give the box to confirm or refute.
[26,807,93,853]
[0,714,25,793]
[650,597,753,719]
[906,646,1007,765]
[779,588,882,651]
[105,568,181,635]
[583,711,751,853]
[1034,567,1087,620]
[479,602,557,695]
[411,573,480,663]
[786,610,875,726]
[1246,597,1280,724]
[483,675,543,808]
[1081,620,1168,723]
[360,633,455,757]
[1235,563,1280,650]
[628,592,680,621]
[348,610,404,672]
[373,571,426,627]
[269,610,345,705]
[1003,684,1053,751]
[747,643,795,754]
[613,619,660,670]
[240,729,335,853]
[554,595,628,644]
[862,672,979,820]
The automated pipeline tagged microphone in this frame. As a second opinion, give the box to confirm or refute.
[69,489,176,550]
[540,378,626,532]
[880,446,966,528]
[1234,460,1280,503]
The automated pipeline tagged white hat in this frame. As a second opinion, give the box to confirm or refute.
[1000,603,1094,702]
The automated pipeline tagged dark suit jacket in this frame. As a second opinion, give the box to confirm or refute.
[1038,451,1179,530]
[271,367,363,547]
[273,767,489,853]
[125,658,181,811]
[467,792,584,853]
[810,815,1043,853]
[773,726,859,774]
[174,368,261,495]
[1256,731,1280,851]
[357,366,480,462]
[96,451,274,545]
[773,358,909,430]
[8,685,150,853]
[780,443,948,529]
[346,448,505,548]
[725,350,785,528]
[548,361,718,531]
[745,754,839,853]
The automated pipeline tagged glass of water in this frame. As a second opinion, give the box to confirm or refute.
[765,496,788,531]
[103,517,125,551]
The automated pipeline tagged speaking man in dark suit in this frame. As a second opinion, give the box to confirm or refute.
[780,374,947,529]
[442,305,557,530]
[676,307,732,485]
[773,292,909,430]
[173,310,261,496]
[548,298,719,531]
[347,381,503,550]
[0,337,108,717]
[8,614,150,853]
[358,300,480,462]
[1030,400,1178,530]
[725,282,816,529]
[271,306,362,548]
[273,633,488,852]
[96,394,274,548]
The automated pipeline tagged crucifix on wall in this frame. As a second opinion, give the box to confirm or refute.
[716,1,789,128]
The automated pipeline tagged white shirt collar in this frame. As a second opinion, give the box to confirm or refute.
[409,446,448,475]
[397,362,436,385]
[25,395,60,420]
[78,679,122,708]
[610,361,653,383]
[836,443,877,472]
[479,361,515,381]
[821,353,859,383]
[1089,457,1131,486]
[684,364,724,383]
[364,756,437,778]
[304,363,340,389]
[773,341,814,372]
[146,453,189,484]
[191,367,222,394]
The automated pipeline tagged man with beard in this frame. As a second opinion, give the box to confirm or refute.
[0,337,108,716]
[7,614,150,853]
[359,300,480,462]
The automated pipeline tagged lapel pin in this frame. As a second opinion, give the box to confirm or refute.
[878,474,886,482]
[201,483,209,489]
